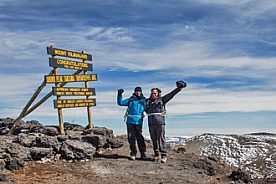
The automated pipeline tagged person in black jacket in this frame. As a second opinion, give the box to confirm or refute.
[145,81,186,163]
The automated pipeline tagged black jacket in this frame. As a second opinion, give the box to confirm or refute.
[145,88,181,126]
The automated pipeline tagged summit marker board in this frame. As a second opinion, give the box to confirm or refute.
[47,47,92,61]
[45,74,97,83]
[49,58,93,71]
[53,87,96,96]
[54,98,96,108]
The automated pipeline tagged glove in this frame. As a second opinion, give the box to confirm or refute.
[176,80,187,89]
[117,89,124,96]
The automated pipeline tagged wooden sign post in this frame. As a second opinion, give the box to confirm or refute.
[46,46,97,134]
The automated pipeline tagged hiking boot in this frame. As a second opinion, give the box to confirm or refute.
[141,154,147,160]
[153,154,161,161]
[161,156,167,163]
[129,155,136,161]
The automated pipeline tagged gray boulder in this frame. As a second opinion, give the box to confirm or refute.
[30,126,45,134]
[60,140,96,160]
[30,147,53,160]
[81,134,106,148]
[13,134,37,147]
[35,136,59,148]
[229,169,252,183]
[0,146,11,160]
[5,159,24,171]
[82,127,114,138]
[0,159,5,170]
[57,135,68,142]
[82,127,123,149]
[5,143,31,161]
[106,137,124,149]
[64,122,85,131]
[66,130,83,138]
[0,173,7,181]
[43,126,59,136]
[0,126,9,135]
[12,121,30,135]
[26,120,43,130]
[0,117,14,128]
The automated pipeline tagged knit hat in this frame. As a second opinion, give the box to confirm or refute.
[134,86,142,92]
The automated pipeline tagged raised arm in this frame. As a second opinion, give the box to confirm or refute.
[162,81,186,104]
[117,89,130,106]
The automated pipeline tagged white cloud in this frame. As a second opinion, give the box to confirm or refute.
[1,27,275,83]
[166,85,276,115]
[1,22,276,122]
[85,27,134,42]
[3,75,275,120]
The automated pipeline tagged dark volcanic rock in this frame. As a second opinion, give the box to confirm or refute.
[13,134,37,147]
[106,137,124,149]
[43,126,59,136]
[0,117,14,128]
[64,122,85,131]
[30,147,53,160]
[0,118,124,173]
[81,127,123,149]
[193,159,215,176]
[26,120,42,128]
[82,127,123,149]
[5,143,31,161]
[60,140,96,160]
[35,136,59,148]
[57,135,68,142]
[30,126,45,134]
[82,127,114,138]
[0,145,11,160]
[82,134,106,148]
[5,159,24,170]
[0,159,5,170]
[66,130,83,138]
[13,121,31,135]
[0,173,7,181]
[229,169,252,183]
[0,126,9,135]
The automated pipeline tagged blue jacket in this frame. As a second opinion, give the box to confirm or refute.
[117,94,145,125]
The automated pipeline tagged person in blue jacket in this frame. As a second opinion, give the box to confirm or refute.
[117,87,147,160]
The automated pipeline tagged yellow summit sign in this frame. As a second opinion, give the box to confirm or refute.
[47,47,92,61]
[49,58,93,71]
[45,74,97,83]
[52,87,96,96]
[54,98,96,108]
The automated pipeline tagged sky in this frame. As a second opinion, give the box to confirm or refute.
[0,0,276,136]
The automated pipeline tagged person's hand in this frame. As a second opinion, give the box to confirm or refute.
[176,80,187,89]
[118,89,124,95]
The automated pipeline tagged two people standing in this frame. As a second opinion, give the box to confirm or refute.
[117,81,186,163]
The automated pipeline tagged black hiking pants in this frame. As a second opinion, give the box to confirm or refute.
[149,125,167,157]
[127,123,146,156]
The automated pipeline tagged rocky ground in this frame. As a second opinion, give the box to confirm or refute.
[184,133,276,181]
[4,136,251,184]
[0,118,270,184]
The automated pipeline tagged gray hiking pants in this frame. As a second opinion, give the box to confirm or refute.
[149,125,167,157]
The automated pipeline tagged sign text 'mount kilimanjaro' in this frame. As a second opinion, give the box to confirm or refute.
[49,58,93,71]
[54,98,96,109]
[47,47,92,61]
[53,87,96,96]
[45,74,97,83]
